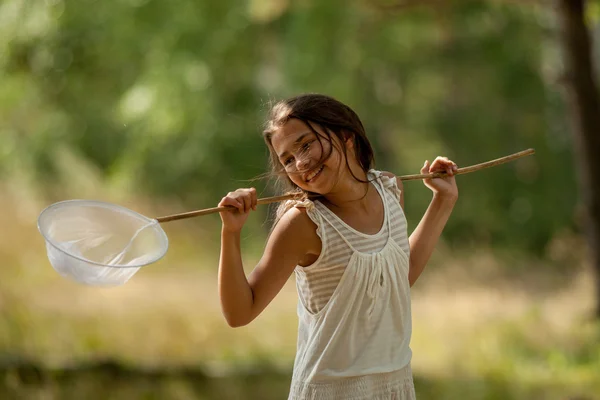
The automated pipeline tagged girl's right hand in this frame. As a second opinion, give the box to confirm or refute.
[218,188,258,233]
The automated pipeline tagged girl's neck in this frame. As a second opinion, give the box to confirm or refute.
[322,167,372,211]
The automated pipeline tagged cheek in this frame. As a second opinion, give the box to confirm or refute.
[288,173,306,188]
[326,143,342,164]
[314,140,332,161]
[309,145,321,160]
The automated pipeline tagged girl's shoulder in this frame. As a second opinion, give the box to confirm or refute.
[370,169,403,190]
[370,169,404,208]
[270,204,321,256]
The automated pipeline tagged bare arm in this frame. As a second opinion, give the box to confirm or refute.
[219,227,253,326]
[408,194,456,286]
[218,196,318,327]
[407,157,458,286]
[383,156,458,287]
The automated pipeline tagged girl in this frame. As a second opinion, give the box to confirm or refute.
[217,94,458,399]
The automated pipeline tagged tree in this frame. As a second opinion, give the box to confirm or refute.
[557,0,600,318]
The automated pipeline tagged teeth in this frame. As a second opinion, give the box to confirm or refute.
[306,165,323,182]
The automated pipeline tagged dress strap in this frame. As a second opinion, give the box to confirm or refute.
[378,172,394,243]
[369,170,395,243]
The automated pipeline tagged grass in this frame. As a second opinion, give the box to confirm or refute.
[1,180,599,399]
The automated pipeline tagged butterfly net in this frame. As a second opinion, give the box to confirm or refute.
[37,200,169,286]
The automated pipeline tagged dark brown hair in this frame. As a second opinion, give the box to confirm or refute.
[262,93,375,221]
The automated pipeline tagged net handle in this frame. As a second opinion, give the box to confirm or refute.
[155,148,535,223]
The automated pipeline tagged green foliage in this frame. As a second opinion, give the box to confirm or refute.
[0,4,596,398]
[0,0,583,254]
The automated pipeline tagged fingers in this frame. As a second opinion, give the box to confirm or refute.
[218,195,242,210]
[427,156,458,176]
[248,187,257,211]
[420,160,430,175]
[219,188,257,213]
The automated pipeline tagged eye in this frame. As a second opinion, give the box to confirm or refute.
[300,140,313,153]
[284,157,294,166]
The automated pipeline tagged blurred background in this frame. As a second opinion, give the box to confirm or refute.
[1,0,600,399]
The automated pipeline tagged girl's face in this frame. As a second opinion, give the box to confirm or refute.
[270,119,349,194]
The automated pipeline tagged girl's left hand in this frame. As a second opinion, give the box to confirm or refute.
[421,157,459,200]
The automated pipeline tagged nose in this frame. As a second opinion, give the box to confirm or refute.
[296,156,310,171]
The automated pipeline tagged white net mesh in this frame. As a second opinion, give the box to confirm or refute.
[38,200,169,286]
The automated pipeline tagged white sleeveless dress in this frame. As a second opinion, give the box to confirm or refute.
[288,170,416,400]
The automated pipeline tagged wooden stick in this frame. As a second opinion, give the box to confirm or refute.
[155,148,535,223]
[155,194,298,223]
[398,148,535,181]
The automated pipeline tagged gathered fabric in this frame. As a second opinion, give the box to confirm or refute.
[289,364,415,400]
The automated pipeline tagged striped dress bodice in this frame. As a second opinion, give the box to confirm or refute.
[295,170,410,314]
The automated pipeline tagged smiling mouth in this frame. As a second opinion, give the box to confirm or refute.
[304,165,324,183]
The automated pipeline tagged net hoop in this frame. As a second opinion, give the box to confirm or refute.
[37,199,169,269]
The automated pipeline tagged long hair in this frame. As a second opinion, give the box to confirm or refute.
[262,94,375,224]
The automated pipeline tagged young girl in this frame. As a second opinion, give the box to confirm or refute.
[217,94,458,399]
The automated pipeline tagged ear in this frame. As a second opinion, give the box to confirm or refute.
[343,131,354,149]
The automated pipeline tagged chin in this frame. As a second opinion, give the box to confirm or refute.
[304,182,333,196]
